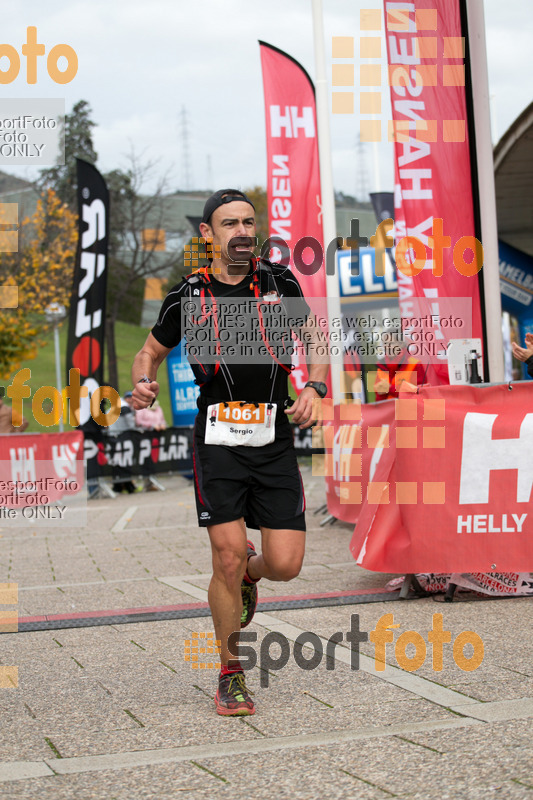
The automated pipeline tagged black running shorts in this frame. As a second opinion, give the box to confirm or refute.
[192,414,306,531]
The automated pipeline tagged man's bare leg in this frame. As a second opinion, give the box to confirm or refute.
[247,528,305,582]
[207,519,247,665]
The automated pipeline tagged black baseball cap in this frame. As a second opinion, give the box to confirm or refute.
[202,189,255,225]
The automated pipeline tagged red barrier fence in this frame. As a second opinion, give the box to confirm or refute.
[323,383,533,573]
[0,431,84,508]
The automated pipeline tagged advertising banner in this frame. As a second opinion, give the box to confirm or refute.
[350,382,533,572]
[84,427,194,478]
[66,158,109,424]
[84,423,317,480]
[370,192,395,224]
[385,0,483,385]
[450,571,533,597]
[259,41,328,394]
[324,401,395,525]
[499,240,533,379]
[0,431,84,517]
[166,340,200,427]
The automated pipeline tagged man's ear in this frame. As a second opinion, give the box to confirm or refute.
[199,222,212,239]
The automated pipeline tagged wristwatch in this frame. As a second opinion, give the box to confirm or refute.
[304,381,327,398]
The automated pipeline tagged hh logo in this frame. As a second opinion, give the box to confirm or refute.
[52,441,81,479]
[459,413,533,504]
[269,105,315,138]
[9,447,36,483]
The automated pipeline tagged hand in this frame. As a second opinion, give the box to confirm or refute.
[284,387,322,429]
[511,338,533,363]
[132,380,159,409]
[374,377,390,394]
[397,379,418,393]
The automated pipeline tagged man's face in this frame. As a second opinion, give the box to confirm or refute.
[200,200,256,267]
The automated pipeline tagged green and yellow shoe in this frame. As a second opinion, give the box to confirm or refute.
[240,540,259,628]
[214,671,255,716]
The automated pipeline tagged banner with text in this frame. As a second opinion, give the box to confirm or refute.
[84,427,194,478]
[385,0,483,385]
[67,158,109,425]
[324,401,395,525]
[85,424,317,480]
[0,431,85,525]
[259,41,329,395]
[350,383,533,572]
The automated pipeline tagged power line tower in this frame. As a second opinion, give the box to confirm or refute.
[355,136,370,202]
[180,105,193,191]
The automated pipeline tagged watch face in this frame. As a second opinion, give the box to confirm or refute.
[307,381,327,397]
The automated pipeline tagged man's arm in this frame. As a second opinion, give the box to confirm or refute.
[131,333,172,410]
[285,314,329,429]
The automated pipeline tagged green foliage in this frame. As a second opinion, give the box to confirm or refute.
[104,167,136,258]
[106,258,145,325]
[5,320,172,433]
[165,236,193,290]
[244,186,268,249]
[0,190,77,378]
[39,100,97,210]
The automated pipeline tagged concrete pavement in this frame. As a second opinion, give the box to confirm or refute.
[1,463,532,799]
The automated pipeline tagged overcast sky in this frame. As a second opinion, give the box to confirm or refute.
[3,0,532,197]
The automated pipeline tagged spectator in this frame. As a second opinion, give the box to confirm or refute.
[107,392,139,494]
[135,400,167,431]
[511,333,533,378]
[134,399,167,492]
[0,397,28,433]
[374,340,427,400]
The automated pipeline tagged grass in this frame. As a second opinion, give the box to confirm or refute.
[3,320,172,433]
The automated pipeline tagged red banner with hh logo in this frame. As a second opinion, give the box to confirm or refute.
[0,431,84,508]
[385,0,483,385]
[350,383,533,572]
[259,41,329,395]
[324,401,395,525]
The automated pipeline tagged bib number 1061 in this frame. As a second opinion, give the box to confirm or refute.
[221,404,264,423]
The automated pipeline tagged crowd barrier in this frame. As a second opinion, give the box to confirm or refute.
[321,382,533,574]
[0,430,84,508]
[0,424,318,503]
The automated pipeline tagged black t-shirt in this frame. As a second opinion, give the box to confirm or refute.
[152,260,310,405]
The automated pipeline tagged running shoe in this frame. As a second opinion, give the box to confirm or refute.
[214,671,255,716]
[240,540,259,628]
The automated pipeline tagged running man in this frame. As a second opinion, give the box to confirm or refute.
[132,189,328,715]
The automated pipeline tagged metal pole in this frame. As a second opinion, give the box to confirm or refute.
[371,116,381,193]
[54,323,64,432]
[465,0,504,382]
[311,0,344,405]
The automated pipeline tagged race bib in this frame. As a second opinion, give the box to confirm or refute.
[205,402,277,446]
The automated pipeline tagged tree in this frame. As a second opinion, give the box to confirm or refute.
[103,154,184,390]
[244,186,268,249]
[0,190,77,377]
[39,100,97,210]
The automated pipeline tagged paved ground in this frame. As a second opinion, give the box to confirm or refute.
[1,464,532,799]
